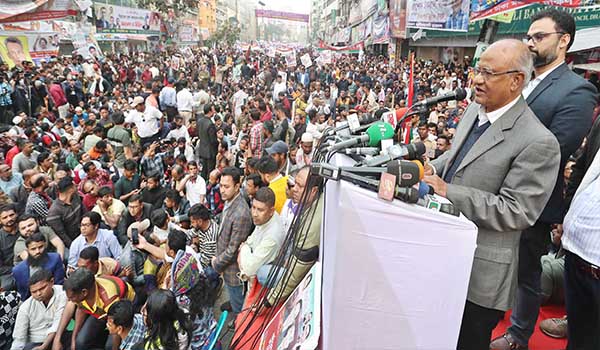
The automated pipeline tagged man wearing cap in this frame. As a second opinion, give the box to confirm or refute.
[296,133,314,167]
[267,141,290,176]
[8,114,25,137]
[125,96,164,148]
[159,78,177,121]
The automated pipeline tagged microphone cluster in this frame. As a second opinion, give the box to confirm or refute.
[313,91,467,217]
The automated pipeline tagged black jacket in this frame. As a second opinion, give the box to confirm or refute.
[196,114,218,160]
[525,63,598,224]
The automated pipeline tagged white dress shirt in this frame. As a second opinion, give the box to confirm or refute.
[478,95,521,126]
[125,105,163,138]
[522,62,562,99]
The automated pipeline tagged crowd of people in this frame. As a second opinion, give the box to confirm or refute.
[0,7,599,350]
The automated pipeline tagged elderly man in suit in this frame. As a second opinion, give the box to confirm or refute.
[211,167,253,315]
[424,39,561,350]
[490,10,598,350]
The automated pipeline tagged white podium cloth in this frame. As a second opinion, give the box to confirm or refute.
[321,178,478,350]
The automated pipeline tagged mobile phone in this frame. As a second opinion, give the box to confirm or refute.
[131,228,139,245]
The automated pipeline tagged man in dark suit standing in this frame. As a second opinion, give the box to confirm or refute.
[196,103,219,180]
[424,39,561,350]
[490,9,598,350]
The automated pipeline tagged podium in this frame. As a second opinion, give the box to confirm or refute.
[320,166,478,349]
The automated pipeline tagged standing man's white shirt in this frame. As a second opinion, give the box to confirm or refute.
[522,62,562,99]
[185,175,207,206]
[232,89,249,117]
[177,88,194,112]
[125,105,163,138]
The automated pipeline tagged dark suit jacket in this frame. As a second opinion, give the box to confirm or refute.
[213,194,252,286]
[526,63,598,223]
[196,115,218,160]
[565,114,600,209]
[12,252,65,300]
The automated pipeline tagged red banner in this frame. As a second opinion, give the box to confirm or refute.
[317,40,364,52]
[470,0,591,21]
[389,0,408,39]
[0,0,77,23]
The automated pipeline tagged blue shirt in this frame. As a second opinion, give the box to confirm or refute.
[0,173,22,195]
[68,229,122,268]
[0,82,12,106]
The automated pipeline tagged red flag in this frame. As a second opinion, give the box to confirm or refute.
[245,41,252,62]
[401,52,415,143]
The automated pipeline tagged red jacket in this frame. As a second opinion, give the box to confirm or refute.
[49,84,67,107]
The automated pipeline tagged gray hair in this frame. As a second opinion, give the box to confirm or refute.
[514,49,534,86]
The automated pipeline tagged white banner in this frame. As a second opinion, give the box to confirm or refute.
[407,0,470,32]
[94,3,161,35]
[322,155,478,350]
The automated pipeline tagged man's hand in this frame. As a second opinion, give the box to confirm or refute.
[424,163,434,176]
[423,175,448,198]
[211,256,217,270]
[552,224,563,246]
[119,265,133,278]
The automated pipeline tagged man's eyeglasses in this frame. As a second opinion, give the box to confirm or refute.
[524,31,565,44]
[474,67,520,79]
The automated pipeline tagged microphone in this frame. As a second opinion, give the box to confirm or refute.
[326,113,379,136]
[327,122,395,152]
[340,159,424,188]
[344,147,381,156]
[311,162,421,203]
[363,142,426,167]
[412,88,467,109]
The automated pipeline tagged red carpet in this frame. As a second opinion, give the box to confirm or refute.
[492,306,567,350]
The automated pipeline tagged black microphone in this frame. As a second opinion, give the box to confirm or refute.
[340,159,423,188]
[412,88,467,109]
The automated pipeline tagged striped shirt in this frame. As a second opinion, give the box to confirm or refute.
[562,174,600,265]
[80,276,135,319]
[190,220,218,269]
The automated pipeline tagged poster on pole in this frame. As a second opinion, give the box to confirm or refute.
[259,263,321,350]
[300,53,312,68]
[389,0,408,38]
[406,0,470,32]
[284,51,297,67]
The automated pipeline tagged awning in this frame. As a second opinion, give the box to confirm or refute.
[573,62,600,72]
[568,27,600,53]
